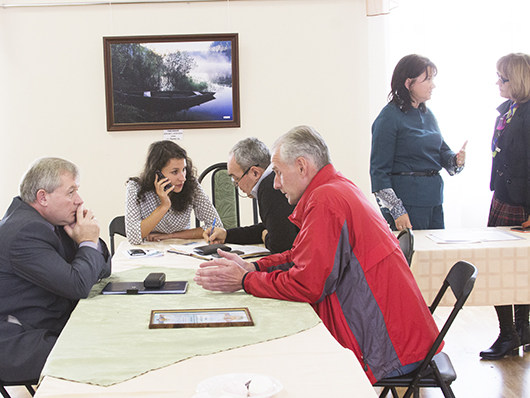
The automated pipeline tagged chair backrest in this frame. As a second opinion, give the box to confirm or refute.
[109,216,126,256]
[196,162,258,230]
[397,227,414,266]
[413,260,477,381]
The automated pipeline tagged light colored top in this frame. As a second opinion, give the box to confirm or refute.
[125,180,222,245]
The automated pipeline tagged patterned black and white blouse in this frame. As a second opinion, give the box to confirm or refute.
[125,179,222,245]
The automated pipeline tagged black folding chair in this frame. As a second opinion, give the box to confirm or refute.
[109,215,126,256]
[0,379,36,398]
[397,228,414,266]
[195,162,258,230]
[375,260,478,398]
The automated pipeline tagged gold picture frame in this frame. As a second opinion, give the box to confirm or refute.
[149,307,253,329]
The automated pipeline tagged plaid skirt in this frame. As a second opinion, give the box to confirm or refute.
[488,195,529,227]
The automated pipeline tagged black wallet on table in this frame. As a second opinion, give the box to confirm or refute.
[193,243,232,255]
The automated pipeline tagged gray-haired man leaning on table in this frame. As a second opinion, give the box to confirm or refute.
[0,157,111,382]
[195,125,440,384]
[204,137,299,254]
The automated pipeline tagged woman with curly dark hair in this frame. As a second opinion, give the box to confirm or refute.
[125,140,221,244]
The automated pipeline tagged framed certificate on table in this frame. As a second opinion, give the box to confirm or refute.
[149,307,254,329]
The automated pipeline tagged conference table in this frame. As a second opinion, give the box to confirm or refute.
[410,226,530,306]
[34,239,377,398]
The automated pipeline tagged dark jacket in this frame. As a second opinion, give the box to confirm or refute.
[225,171,299,253]
[0,197,111,381]
[490,100,530,211]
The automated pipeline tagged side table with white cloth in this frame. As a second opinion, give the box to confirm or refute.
[411,226,530,306]
[34,239,378,398]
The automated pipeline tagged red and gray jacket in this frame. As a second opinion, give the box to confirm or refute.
[244,164,441,383]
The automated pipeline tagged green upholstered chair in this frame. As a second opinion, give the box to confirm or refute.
[196,162,258,230]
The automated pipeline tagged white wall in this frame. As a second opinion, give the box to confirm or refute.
[0,0,374,242]
[384,0,530,229]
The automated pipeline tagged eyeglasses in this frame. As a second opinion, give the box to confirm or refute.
[230,164,259,187]
[497,72,509,84]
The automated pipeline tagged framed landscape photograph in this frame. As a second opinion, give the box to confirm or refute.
[103,33,240,131]
[149,307,254,329]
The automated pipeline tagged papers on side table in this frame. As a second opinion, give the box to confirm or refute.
[427,229,523,244]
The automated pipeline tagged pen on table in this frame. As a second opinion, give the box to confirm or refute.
[209,217,217,244]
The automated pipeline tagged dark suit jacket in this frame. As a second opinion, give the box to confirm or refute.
[0,197,111,382]
[225,171,299,253]
[490,100,530,211]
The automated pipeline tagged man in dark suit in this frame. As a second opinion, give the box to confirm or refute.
[0,157,112,382]
[204,137,299,253]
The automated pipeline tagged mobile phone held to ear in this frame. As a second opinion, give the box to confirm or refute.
[156,170,173,191]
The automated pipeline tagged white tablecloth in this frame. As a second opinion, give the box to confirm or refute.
[35,239,377,398]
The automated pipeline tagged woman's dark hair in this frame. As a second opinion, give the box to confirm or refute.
[389,54,437,112]
[129,140,197,213]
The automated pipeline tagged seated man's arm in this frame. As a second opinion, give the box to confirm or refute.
[247,203,340,303]
[11,222,111,300]
[259,181,299,253]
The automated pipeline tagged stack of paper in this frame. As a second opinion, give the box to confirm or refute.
[427,229,523,244]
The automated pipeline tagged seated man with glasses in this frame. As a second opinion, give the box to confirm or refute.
[203,137,299,253]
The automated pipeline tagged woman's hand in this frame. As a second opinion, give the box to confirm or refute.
[456,140,468,167]
[395,214,412,231]
[154,174,174,207]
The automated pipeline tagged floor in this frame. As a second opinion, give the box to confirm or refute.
[4,307,530,398]
[374,306,530,398]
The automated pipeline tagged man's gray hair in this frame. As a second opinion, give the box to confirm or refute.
[229,137,271,170]
[20,157,79,203]
[272,125,331,171]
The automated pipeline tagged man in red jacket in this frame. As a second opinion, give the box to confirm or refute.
[194,125,440,383]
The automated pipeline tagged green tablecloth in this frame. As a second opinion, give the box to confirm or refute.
[41,267,321,386]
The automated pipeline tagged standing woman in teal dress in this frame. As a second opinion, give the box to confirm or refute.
[370,54,467,231]
[480,53,530,360]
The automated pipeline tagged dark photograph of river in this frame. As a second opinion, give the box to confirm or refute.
[109,39,235,124]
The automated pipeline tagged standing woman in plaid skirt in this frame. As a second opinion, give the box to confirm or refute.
[480,53,530,360]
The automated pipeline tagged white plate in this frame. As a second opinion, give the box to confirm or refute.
[196,373,283,398]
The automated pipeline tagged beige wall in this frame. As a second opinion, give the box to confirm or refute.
[0,0,384,243]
